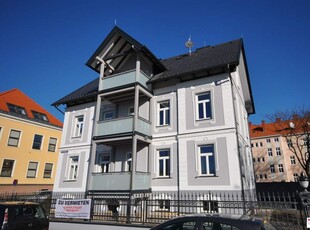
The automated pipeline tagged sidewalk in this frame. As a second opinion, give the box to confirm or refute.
[50,221,151,230]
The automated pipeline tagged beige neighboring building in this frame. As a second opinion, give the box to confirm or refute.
[250,120,304,183]
[0,89,63,193]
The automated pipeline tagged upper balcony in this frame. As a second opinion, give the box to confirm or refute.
[99,70,150,91]
[96,116,151,137]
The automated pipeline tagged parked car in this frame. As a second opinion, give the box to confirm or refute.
[150,214,276,230]
[0,201,49,230]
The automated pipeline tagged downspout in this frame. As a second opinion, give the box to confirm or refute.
[227,64,246,214]
[176,89,180,215]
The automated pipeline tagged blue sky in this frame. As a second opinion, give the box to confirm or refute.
[0,0,309,124]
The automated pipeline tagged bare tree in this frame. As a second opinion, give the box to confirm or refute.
[268,107,310,178]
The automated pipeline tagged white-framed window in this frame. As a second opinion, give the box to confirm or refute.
[276,147,281,156]
[68,156,79,180]
[125,152,132,172]
[0,159,14,177]
[255,143,258,147]
[262,157,265,162]
[196,92,212,120]
[27,162,38,178]
[158,199,170,211]
[32,134,43,150]
[257,157,261,163]
[199,145,215,176]
[8,129,21,147]
[287,139,293,148]
[43,163,53,178]
[158,101,170,126]
[274,137,279,142]
[266,139,271,143]
[128,107,134,116]
[158,149,170,177]
[264,174,268,179]
[202,200,219,213]
[278,164,284,173]
[197,194,220,214]
[48,137,57,152]
[98,152,111,173]
[270,164,275,173]
[74,116,84,137]
[293,173,299,182]
[260,142,263,147]
[102,110,114,120]
[290,156,296,165]
[267,148,273,156]
[251,143,253,148]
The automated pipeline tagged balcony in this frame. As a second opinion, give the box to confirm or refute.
[96,116,151,137]
[90,171,151,191]
[99,70,150,91]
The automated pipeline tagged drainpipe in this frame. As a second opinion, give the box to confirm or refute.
[227,64,246,214]
[176,89,180,215]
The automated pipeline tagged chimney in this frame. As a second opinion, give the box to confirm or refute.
[276,117,281,123]
[261,120,266,131]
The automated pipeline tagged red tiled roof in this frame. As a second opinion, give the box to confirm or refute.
[249,121,279,138]
[249,118,307,139]
[0,88,63,128]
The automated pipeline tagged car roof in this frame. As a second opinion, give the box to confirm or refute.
[170,213,252,220]
[0,201,40,206]
[160,214,263,226]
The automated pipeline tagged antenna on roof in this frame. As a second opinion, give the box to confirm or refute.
[185,36,194,57]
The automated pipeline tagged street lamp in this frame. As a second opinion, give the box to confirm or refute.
[299,176,309,192]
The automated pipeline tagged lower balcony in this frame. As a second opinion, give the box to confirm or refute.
[90,171,151,191]
[96,117,151,137]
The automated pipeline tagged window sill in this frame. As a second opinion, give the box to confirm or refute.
[153,177,172,180]
[195,175,217,178]
[156,125,171,128]
[63,179,77,182]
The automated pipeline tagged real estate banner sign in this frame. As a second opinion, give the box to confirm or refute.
[55,199,92,219]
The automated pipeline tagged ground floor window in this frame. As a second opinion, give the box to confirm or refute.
[158,199,170,211]
[0,159,14,177]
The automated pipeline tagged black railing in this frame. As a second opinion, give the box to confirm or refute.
[0,190,304,229]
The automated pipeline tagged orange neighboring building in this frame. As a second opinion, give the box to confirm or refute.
[249,120,304,183]
[0,89,62,193]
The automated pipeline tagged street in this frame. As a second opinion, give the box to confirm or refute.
[50,221,151,230]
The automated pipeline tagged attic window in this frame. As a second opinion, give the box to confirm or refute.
[32,111,48,121]
[7,103,27,116]
[252,127,263,133]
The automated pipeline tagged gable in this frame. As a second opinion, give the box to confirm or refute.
[86,26,166,76]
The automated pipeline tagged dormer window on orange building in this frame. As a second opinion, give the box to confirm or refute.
[7,103,27,116]
[32,111,48,122]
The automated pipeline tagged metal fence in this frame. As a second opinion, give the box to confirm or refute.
[0,190,305,229]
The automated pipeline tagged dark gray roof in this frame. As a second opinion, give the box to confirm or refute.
[149,39,242,83]
[53,37,246,107]
[52,78,98,106]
